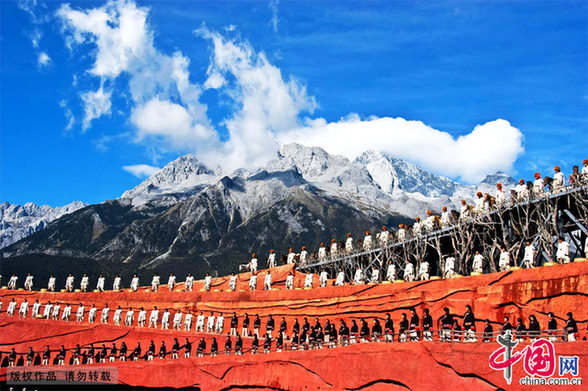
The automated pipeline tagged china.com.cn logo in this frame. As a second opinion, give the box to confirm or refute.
[488,330,580,385]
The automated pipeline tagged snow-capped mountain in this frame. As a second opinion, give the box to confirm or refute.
[121,154,221,205]
[121,143,503,219]
[2,143,516,283]
[0,201,87,248]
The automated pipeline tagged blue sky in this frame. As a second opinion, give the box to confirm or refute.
[1,0,587,206]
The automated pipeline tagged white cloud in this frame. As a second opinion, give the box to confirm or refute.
[279,116,524,183]
[198,27,316,170]
[122,164,161,178]
[268,0,279,33]
[37,51,51,67]
[59,100,75,130]
[57,0,213,143]
[81,86,112,130]
[55,0,524,183]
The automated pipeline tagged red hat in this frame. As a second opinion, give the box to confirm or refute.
[534,173,540,179]
[331,238,336,243]
[252,253,256,257]
[476,192,482,197]
[554,165,560,171]
[461,200,467,204]
[583,159,588,165]
[347,233,351,237]
[320,242,324,246]
[442,206,447,211]
[270,249,274,253]
[427,210,432,215]
[365,230,370,235]
[382,225,387,230]
[302,246,306,250]
[289,248,293,252]
[496,183,502,189]
[415,216,420,221]
[519,179,525,184]
[399,224,404,228]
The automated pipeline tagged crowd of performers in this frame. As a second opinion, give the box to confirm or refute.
[0,303,580,367]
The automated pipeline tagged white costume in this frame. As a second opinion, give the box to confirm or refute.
[523,244,536,268]
[48,276,56,291]
[444,257,455,279]
[287,252,296,264]
[413,220,423,236]
[354,268,363,285]
[185,275,194,291]
[96,276,105,292]
[533,178,544,196]
[557,240,570,263]
[249,274,257,291]
[425,216,436,231]
[386,263,396,282]
[319,271,328,287]
[335,271,345,286]
[113,276,121,290]
[553,171,565,190]
[88,307,97,323]
[79,276,88,292]
[19,300,29,318]
[299,250,308,265]
[24,275,33,290]
[514,183,529,201]
[167,275,176,291]
[229,275,237,291]
[66,275,75,291]
[161,310,170,329]
[151,275,160,291]
[418,261,429,281]
[125,309,134,326]
[101,306,110,323]
[7,300,17,316]
[474,197,485,214]
[173,312,182,330]
[496,189,506,206]
[286,274,294,289]
[149,309,159,328]
[249,257,258,272]
[264,273,272,290]
[8,276,18,289]
[196,313,205,332]
[43,303,53,319]
[403,263,414,282]
[215,314,224,333]
[379,230,390,246]
[61,304,71,321]
[345,237,353,253]
[52,303,60,320]
[472,253,484,273]
[363,234,373,250]
[441,211,452,228]
[318,246,327,261]
[137,309,147,327]
[330,242,338,258]
[397,228,406,241]
[304,273,313,288]
[267,253,276,268]
[499,250,510,271]
[76,305,85,322]
[32,301,41,318]
[184,313,192,331]
[113,308,123,325]
[130,276,139,291]
[371,268,380,283]
[207,314,216,333]
[204,275,212,291]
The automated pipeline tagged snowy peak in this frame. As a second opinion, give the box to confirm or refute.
[268,143,351,180]
[121,154,221,204]
[476,171,517,195]
[0,201,87,248]
[355,151,459,197]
